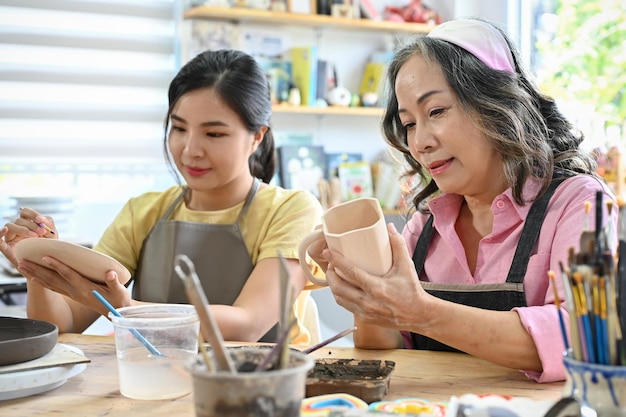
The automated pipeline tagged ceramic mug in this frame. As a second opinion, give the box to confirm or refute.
[298,197,392,286]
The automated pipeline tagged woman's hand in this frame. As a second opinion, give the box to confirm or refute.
[18,256,132,316]
[303,224,329,273]
[0,207,58,266]
[325,223,542,370]
[324,223,435,331]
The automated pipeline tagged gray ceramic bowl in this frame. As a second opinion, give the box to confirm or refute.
[0,317,58,366]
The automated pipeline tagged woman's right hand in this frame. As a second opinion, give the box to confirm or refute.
[0,207,58,266]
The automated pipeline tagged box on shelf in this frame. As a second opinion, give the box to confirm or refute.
[338,160,374,201]
[325,152,362,180]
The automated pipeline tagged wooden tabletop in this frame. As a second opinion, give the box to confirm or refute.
[1,333,564,416]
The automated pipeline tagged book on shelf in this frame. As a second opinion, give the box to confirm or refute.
[272,132,314,186]
[258,57,292,104]
[316,59,329,102]
[338,160,374,201]
[325,152,362,180]
[359,62,385,97]
[277,145,326,198]
[290,46,318,107]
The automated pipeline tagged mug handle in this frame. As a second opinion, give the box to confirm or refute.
[298,229,330,287]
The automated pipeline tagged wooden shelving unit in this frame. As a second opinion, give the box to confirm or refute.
[184,6,434,34]
[184,6,432,117]
[272,104,383,116]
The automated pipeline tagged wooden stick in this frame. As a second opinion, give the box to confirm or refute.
[175,254,236,373]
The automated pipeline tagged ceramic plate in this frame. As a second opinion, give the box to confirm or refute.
[0,344,87,401]
[0,317,58,366]
[14,239,131,284]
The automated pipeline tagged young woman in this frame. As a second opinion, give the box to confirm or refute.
[311,18,617,382]
[0,49,323,343]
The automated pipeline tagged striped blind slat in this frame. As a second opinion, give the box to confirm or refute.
[0,0,176,163]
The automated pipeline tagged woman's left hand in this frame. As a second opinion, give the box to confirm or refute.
[0,208,56,266]
[17,256,132,316]
[323,223,435,331]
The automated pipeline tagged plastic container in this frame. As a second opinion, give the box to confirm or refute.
[110,304,199,400]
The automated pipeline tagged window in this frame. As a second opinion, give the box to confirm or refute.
[528,0,625,151]
[0,0,178,242]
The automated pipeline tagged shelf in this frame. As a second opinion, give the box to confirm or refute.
[272,105,383,116]
[184,6,434,34]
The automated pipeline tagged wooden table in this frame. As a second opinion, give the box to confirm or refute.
[1,333,564,416]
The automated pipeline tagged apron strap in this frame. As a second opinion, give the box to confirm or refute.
[235,177,260,225]
[412,179,566,283]
[161,178,260,223]
[411,215,434,279]
[505,179,564,283]
[162,187,188,220]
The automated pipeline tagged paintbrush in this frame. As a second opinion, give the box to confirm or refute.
[559,260,582,360]
[548,271,569,351]
[303,326,357,354]
[92,290,163,357]
[253,317,297,372]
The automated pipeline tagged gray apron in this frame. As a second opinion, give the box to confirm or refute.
[410,179,564,351]
[133,178,278,342]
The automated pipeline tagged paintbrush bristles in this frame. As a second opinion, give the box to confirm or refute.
[564,211,625,365]
[548,271,560,309]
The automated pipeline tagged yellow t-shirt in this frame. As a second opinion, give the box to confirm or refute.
[94,183,323,344]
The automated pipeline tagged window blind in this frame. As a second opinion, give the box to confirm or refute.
[0,0,177,164]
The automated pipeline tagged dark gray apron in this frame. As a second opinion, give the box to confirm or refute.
[133,178,278,342]
[410,179,563,351]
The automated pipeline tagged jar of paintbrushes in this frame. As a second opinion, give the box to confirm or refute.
[556,192,626,416]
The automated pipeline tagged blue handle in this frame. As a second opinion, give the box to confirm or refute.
[92,290,164,357]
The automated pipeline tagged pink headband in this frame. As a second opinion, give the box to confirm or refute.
[427,19,515,73]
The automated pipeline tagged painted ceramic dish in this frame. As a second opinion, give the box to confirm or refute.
[14,238,131,284]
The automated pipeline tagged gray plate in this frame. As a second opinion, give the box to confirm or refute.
[0,317,58,366]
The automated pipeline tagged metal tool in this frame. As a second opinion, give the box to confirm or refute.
[174,254,236,373]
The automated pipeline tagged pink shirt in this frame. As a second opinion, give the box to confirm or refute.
[401,175,617,383]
